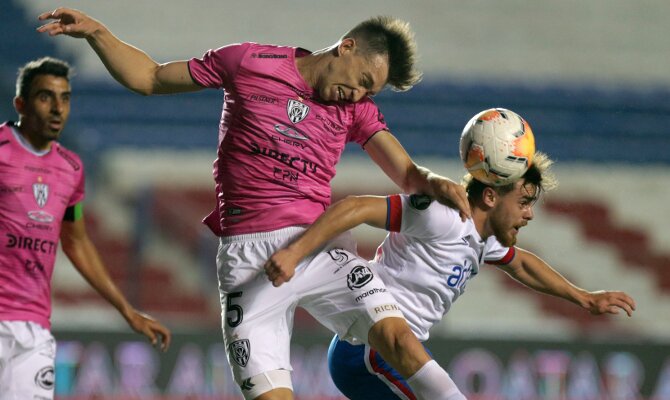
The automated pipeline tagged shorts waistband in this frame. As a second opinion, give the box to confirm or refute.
[219,226,307,244]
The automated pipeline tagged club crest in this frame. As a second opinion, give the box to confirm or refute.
[229,339,251,367]
[33,181,49,208]
[287,99,309,124]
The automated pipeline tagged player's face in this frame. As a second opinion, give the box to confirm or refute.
[15,74,71,149]
[490,180,537,247]
[318,41,388,104]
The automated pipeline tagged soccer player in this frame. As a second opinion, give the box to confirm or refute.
[0,58,171,399]
[264,152,637,399]
[37,8,471,400]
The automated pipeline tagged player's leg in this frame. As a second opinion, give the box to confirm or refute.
[217,228,306,400]
[0,321,56,400]
[367,317,430,376]
[239,370,294,400]
[220,270,295,400]
[328,335,416,399]
[254,389,293,400]
[296,249,465,400]
[368,318,465,400]
[0,322,14,395]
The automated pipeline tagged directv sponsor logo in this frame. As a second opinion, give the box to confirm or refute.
[6,234,57,254]
[249,142,319,175]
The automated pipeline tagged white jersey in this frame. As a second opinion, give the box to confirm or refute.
[373,194,515,341]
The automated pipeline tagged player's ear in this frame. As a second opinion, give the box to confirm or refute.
[338,38,356,56]
[13,96,24,115]
[482,187,497,208]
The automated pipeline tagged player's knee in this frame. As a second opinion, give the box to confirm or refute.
[370,317,409,348]
[239,369,293,400]
[368,317,428,368]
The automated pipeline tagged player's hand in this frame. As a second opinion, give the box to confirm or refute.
[264,249,300,287]
[37,8,103,39]
[585,290,636,317]
[430,176,471,221]
[126,310,172,352]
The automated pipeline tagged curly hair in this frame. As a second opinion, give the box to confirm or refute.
[464,152,558,202]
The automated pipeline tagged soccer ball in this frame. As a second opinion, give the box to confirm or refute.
[459,108,536,186]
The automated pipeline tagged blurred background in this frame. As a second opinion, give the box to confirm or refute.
[2,0,670,399]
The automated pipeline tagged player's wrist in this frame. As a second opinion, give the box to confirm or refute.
[572,288,593,310]
[85,23,110,43]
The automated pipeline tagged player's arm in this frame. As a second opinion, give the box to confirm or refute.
[37,8,200,95]
[265,195,388,287]
[365,130,471,221]
[59,204,172,350]
[498,247,636,317]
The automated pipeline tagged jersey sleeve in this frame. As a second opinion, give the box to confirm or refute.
[63,203,83,221]
[348,98,389,146]
[386,194,459,240]
[187,42,251,90]
[484,238,516,265]
[69,167,85,207]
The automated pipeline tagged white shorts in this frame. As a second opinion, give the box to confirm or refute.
[216,226,404,386]
[0,320,56,400]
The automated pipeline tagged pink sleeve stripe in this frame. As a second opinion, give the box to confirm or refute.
[487,247,516,265]
[386,195,402,232]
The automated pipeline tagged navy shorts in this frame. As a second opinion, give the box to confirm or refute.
[328,335,431,399]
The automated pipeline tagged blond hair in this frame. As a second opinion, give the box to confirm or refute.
[343,16,422,92]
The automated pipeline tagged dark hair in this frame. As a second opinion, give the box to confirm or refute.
[16,57,72,98]
[343,16,422,92]
[464,152,558,202]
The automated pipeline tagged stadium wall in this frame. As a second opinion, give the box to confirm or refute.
[51,330,670,399]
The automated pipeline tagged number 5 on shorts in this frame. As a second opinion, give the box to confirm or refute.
[226,291,244,327]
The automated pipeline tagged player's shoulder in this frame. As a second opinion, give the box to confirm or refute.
[351,95,382,118]
[52,142,83,172]
[0,122,17,153]
[407,194,432,210]
[244,42,296,59]
[0,121,12,136]
[400,193,465,239]
[404,194,459,218]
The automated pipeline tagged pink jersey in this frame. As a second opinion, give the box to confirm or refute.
[188,43,388,236]
[0,122,85,329]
